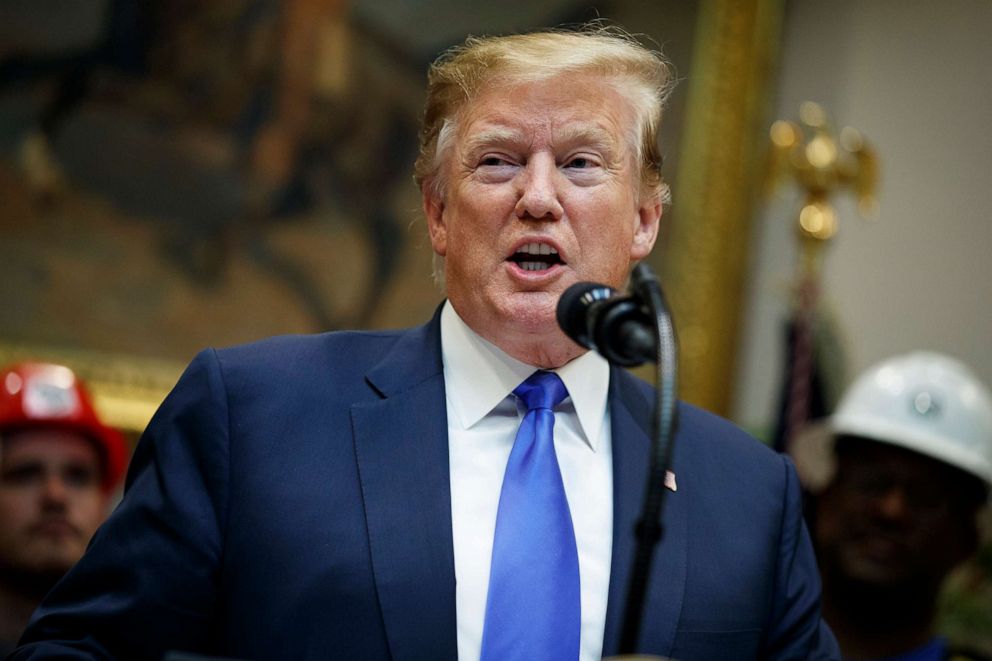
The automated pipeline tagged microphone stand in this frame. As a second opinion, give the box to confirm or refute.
[615,263,680,657]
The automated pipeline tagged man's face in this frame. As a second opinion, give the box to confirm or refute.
[813,440,978,591]
[424,74,661,366]
[0,429,108,579]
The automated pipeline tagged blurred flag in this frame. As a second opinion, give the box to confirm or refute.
[770,282,845,453]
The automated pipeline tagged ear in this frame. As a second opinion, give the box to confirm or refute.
[629,195,662,260]
[422,182,447,257]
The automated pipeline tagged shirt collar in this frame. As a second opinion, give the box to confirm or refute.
[440,301,610,451]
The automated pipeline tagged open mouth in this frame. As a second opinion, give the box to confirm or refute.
[508,242,564,272]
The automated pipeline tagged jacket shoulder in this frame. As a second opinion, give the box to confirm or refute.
[213,328,409,376]
[617,370,780,464]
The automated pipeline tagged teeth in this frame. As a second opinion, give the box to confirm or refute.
[517,242,558,256]
[519,261,547,271]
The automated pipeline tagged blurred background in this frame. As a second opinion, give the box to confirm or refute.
[0,0,990,649]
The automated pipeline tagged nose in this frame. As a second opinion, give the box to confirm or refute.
[514,155,564,221]
[874,486,910,521]
[41,474,69,510]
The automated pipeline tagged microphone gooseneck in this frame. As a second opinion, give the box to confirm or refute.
[556,263,680,656]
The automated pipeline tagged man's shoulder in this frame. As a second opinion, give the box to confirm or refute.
[179,319,439,397]
[678,401,774,459]
[214,327,413,368]
[616,370,776,457]
[614,369,787,484]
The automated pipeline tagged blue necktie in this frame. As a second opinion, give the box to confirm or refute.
[481,371,581,661]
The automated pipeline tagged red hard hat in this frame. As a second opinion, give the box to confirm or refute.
[0,362,128,492]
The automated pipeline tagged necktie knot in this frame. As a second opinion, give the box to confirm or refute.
[513,371,568,412]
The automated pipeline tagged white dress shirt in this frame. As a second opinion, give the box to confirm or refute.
[441,302,613,661]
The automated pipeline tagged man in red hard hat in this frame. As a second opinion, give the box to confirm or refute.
[0,362,128,655]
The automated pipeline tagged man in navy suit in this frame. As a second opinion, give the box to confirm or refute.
[13,26,838,660]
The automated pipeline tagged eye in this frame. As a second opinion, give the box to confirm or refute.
[1,464,44,486]
[472,153,519,182]
[563,153,605,171]
[479,155,513,167]
[64,465,100,489]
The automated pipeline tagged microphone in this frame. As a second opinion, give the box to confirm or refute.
[556,282,655,367]
[558,264,681,655]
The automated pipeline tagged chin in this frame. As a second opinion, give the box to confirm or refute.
[499,294,560,332]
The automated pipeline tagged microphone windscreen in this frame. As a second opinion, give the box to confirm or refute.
[556,282,615,349]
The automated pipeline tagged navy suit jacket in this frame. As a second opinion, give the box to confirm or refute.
[14,311,838,660]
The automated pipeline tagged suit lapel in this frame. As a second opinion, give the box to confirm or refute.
[351,310,458,661]
[602,370,687,657]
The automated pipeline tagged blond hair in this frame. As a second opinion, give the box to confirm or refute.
[414,24,676,205]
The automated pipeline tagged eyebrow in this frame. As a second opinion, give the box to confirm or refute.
[553,124,621,155]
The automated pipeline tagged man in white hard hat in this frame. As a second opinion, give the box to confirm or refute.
[792,351,992,661]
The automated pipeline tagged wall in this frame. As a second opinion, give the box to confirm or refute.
[733,0,992,431]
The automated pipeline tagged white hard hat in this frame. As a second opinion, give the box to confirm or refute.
[791,351,992,492]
